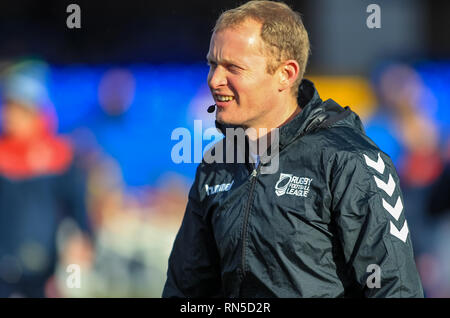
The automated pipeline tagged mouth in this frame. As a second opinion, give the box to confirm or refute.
[214,94,235,105]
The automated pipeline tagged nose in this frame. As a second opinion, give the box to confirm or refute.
[208,65,227,89]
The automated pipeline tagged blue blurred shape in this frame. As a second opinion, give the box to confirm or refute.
[415,62,450,141]
[48,64,212,186]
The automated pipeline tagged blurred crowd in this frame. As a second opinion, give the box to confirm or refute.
[0,59,448,297]
[365,63,450,297]
[0,59,188,297]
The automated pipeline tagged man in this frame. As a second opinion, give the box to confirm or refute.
[0,60,92,297]
[163,1,423,297]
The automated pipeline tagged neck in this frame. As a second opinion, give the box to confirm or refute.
[245,95,300,141]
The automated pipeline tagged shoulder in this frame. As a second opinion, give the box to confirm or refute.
[306,126,397,181]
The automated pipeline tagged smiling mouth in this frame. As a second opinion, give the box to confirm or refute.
[215,94,235,102]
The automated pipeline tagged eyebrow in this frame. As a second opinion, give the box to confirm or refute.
[206,56,245,69]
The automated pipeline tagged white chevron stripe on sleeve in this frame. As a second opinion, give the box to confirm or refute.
[363,153,385,174]
[390,220,409,243]
[374,174,395,197]
[382,196,403,221]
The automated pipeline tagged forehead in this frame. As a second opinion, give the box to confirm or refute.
[207,19,265,61]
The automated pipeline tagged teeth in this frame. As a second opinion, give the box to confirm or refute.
[216,95,234,102]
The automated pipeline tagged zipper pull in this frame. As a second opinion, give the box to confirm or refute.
[251,169,258,177]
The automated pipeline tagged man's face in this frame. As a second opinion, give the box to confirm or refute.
[1,101,39,138]
[207,19,280,128]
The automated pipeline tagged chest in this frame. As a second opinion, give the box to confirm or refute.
[202,151,333,254]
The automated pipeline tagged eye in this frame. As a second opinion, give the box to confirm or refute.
[227,64,241,73]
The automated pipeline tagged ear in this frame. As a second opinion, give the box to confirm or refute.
[278,60,300,92]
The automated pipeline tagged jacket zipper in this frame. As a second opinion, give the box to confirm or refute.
[240,163,261,281]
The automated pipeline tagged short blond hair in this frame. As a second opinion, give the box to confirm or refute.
[213,0,310,97]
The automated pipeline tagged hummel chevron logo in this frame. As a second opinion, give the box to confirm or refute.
[382,197,403,221]
[390,220,409,243]
[363,153,408,243]
[363,153,385,174]
[374,174,395,197]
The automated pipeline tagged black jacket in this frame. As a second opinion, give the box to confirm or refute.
[163,79,424,298]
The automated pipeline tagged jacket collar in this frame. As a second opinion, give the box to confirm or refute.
[277,79,322,148]
[214,79,323,148]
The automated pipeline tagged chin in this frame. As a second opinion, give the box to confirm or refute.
[216,115,243,127]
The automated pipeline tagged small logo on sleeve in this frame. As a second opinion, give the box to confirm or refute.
[275,173,312,197]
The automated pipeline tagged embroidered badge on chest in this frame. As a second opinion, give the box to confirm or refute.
[275,173,312,198]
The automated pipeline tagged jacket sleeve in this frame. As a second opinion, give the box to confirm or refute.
[329,150,424,298]
[162,165,222,298]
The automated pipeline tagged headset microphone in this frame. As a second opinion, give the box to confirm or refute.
[207,104,216,113]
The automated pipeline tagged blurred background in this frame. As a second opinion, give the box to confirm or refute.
[0,0,449,297]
